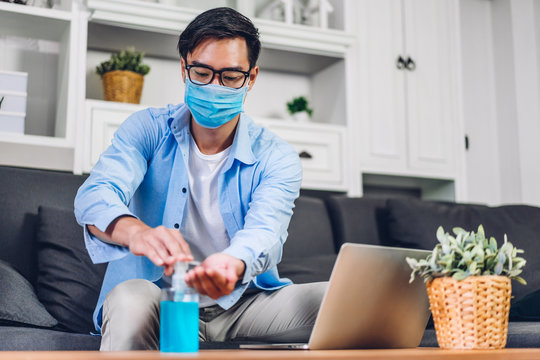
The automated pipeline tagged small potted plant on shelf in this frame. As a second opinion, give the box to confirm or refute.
[287,96,313,122]
[407,225,526,350]
[96,47,150,104]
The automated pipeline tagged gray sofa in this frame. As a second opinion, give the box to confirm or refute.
[1,165,539,350]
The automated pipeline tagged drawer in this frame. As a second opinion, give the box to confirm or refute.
[0,70,28,93]
[0,112,25,134]
[0,93,27,114]
[266,124,345,190]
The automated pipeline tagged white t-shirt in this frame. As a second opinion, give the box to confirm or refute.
[180,135,232,307]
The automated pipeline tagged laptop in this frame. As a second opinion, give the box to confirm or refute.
[240,243,431,350]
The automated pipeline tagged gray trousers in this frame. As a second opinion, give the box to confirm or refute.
[100,279,328,350]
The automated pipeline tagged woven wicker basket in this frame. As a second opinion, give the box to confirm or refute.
[427,275,511,350]
[102,70,144,104]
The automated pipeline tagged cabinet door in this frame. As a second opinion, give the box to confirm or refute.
[357,0,407,172]
[403,0,457,176]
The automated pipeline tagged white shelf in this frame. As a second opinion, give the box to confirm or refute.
[0,1,71,20]
[0,133,74,172]
[256,18,354,57]
[0,2,71,41]
[87,0,354,57]
[0,132,72,147]
[88,0,199,35]
[360,166,457,182]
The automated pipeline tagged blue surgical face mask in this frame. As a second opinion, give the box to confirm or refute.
[184,78,248,129]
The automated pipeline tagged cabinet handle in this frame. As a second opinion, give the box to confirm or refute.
[0,96,4,110]
[406,57,416,71]
[299,151,312,159]
[396,56,406,70]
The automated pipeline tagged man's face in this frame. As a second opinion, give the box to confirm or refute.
[181,37,258,91]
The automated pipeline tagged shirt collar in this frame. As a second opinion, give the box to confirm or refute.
[167,104,190,136]
[229,113,257,166]
[168,105,256,166]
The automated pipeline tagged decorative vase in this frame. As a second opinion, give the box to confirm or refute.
[427,275,511,350]
[102,70,144,104]
[292,111,310,123]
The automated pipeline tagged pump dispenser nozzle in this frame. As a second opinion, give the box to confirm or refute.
[172,262,188,291]
[171,261,200,301]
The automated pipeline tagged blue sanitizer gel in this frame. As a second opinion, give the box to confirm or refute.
[160,300,199,353]
[160,262,199,353]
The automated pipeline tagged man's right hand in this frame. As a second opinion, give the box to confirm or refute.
[88,216,193,276]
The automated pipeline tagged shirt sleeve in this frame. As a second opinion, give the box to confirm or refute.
[222,141,302,283]
[74,109,160,264]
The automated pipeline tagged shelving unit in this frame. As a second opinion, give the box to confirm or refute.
[0,0,80,171]
[80,0,354,190]
[0,0,466,199]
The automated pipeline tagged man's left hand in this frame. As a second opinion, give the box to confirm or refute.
[184,253,246,299]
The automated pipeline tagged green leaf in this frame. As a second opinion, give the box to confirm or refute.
[452,271,469,281]
[494,261,504,275]
[95,47,150,77]
[477,224,485,238]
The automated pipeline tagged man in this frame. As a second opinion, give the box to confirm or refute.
[75,7,326,351]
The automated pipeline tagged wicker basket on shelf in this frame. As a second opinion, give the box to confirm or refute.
[102,70,144,104]
[427,275,512,350]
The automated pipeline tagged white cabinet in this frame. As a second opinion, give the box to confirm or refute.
[0,0,466,198]
[357,0,462,180]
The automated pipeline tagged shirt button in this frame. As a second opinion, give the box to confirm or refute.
[174,223,179,229]
[182,187,187,193]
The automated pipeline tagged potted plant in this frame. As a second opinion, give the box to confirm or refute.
[407,225,526,350]
[287,96,313,122]
[96,47,150,104]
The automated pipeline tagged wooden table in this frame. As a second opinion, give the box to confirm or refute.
[2,349,540,360]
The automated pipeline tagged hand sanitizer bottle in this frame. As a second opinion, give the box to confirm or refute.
[160,262,199,353]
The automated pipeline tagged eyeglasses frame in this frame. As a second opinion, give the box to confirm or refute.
[185,64,251,89]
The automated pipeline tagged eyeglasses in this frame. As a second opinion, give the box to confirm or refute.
[185,64,250,89]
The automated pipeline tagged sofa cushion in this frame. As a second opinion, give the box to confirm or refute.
[0,166,88,287]
[35,206,107,334]
[419,322,540,348]
[510,288,540,321]
[386,198,540,301]
[0,326,101,350]
[0,260,57,328]
[325,196,390,248]
[284,196,336,259]
[278,254,337,284]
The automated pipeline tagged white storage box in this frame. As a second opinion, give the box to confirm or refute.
[0,70,28,93]
[0,113,25,134]
[0,70,28,134]
[0,93,27,113]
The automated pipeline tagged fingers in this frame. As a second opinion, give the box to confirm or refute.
[164,263,175,277]
[128,226,193,268]
[185,266,235,299]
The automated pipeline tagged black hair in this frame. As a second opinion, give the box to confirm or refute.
[178,7,261,69]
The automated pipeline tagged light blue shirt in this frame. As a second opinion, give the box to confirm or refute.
[74,103,302,332]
